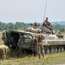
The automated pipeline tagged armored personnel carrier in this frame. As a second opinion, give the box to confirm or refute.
[2,30,43,56]
[2,18,65,56]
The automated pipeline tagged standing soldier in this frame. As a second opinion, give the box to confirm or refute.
[34,33,45,59]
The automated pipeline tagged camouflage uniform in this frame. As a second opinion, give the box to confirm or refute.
[35,34,45,58]
[42,17,53,34]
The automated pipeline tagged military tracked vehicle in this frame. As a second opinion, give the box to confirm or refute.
[2,30,65,56]
[2,17,65,56]
[2,30,42,56]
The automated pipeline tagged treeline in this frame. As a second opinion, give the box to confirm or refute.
[0,21,65,32]
[54,23,65,32]
[0,22,31,31]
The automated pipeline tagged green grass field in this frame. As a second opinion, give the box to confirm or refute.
[0,52,65,65]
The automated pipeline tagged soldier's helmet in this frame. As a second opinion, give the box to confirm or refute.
[32,22,37,28]
[45,17,48,21]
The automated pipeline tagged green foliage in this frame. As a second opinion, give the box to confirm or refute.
[0,21,65,32]
[54,23,65,32]
[0,22,31,31]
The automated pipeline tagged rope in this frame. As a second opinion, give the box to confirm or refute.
[40,0,48,27]
[43,0,48,21]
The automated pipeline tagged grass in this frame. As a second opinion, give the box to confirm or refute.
[44,52,65,65]
[0,52,65,65]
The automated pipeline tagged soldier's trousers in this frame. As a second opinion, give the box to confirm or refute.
[38,45,44,58]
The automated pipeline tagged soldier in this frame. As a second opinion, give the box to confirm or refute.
[43,17,53,30]
[42,17,53,34]
[33,33,45,59]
